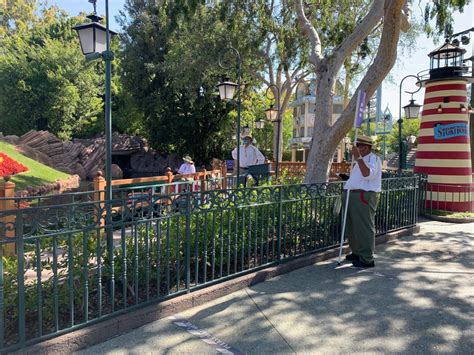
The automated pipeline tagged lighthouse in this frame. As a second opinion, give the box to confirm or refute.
[414,40,473,212]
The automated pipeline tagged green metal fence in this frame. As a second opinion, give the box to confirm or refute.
[0,176,419,351]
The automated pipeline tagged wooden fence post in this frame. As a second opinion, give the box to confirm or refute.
[93,171,106,227]
[0,176,16,256]
[221,162,227,190]
[200,169,207,193]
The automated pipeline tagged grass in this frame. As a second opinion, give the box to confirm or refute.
[0,141,70,190]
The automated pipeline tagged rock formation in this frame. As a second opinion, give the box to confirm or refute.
[1,130,181,180]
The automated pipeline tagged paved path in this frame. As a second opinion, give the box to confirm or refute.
[79,219,474,354]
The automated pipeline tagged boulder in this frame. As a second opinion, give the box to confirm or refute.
[111,164,123,179]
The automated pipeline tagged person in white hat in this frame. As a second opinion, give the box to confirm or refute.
[178,155,196,175]
[342,135,382,268]
[231,135,265,176]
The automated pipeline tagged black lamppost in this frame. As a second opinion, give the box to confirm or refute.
[73,0,117,310]
[398,75,422,172]
[264,84,282,179]
[216,46,241,179]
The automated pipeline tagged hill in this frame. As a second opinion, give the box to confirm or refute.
[0,141,70,191]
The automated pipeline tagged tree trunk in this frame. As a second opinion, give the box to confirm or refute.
[299,0,405,183]
[304,71,339,183]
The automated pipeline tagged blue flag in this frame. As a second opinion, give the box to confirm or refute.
[354,90,366,128]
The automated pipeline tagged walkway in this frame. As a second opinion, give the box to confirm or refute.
[79,219,474,354]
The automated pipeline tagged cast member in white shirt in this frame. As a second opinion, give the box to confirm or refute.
[342,135,382,268]
[231,135,265,176]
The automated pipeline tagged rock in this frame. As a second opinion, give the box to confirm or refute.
[1,135,20,145]
[74,163,87,180]
[111,164,123,179]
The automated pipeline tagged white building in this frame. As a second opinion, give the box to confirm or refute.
[288,79,345,162]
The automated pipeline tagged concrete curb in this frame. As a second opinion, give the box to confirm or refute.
[422,213,474,224]
[14,225,419,355]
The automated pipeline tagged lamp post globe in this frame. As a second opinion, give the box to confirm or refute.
[403,99,422,119]
[255,120,265,129]
[264,105,279,122]
[73,14,117,56]
[216,78,238,102]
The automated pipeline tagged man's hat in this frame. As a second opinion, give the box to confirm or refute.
[182,155,194,164]
[356,135,375,146]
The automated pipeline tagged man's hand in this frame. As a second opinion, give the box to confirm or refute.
[351,146,361,160]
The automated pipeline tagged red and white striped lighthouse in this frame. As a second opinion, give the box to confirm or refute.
[414,41,473,212]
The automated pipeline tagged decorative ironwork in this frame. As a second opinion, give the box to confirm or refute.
[0,176,421,352]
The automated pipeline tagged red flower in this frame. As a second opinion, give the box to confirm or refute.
[0,153,28,177]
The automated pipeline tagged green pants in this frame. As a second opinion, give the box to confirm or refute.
[343,190,379,263]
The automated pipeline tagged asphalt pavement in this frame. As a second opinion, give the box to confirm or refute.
[78,219,474,354]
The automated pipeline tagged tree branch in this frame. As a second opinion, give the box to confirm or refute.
[329,1,385,75]
[333,0,406,136]
[295,0,322,69]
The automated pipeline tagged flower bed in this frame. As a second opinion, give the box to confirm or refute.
[0,152,28,177]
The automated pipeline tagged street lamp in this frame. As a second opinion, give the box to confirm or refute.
[398,75,421,172]
[217,46,241,179]
[74,0,117,305]
[255,120,265,129]
[264,85,282,179]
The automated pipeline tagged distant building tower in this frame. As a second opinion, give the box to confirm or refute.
[415,40,473,212]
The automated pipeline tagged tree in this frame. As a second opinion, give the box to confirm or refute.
[0,3,104,139]
[118,0,265,165]
[387,117,421,154]
[295,0,470,183]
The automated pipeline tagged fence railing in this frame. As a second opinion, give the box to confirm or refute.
[0,176,419,351]
[275,161,351,181]
[418,177,474,214]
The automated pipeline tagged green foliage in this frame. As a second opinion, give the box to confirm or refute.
[386,118,420,154]
[422,0,471,37]
[0,2,104,139]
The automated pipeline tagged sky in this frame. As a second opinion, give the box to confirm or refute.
[53,0,474,120]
